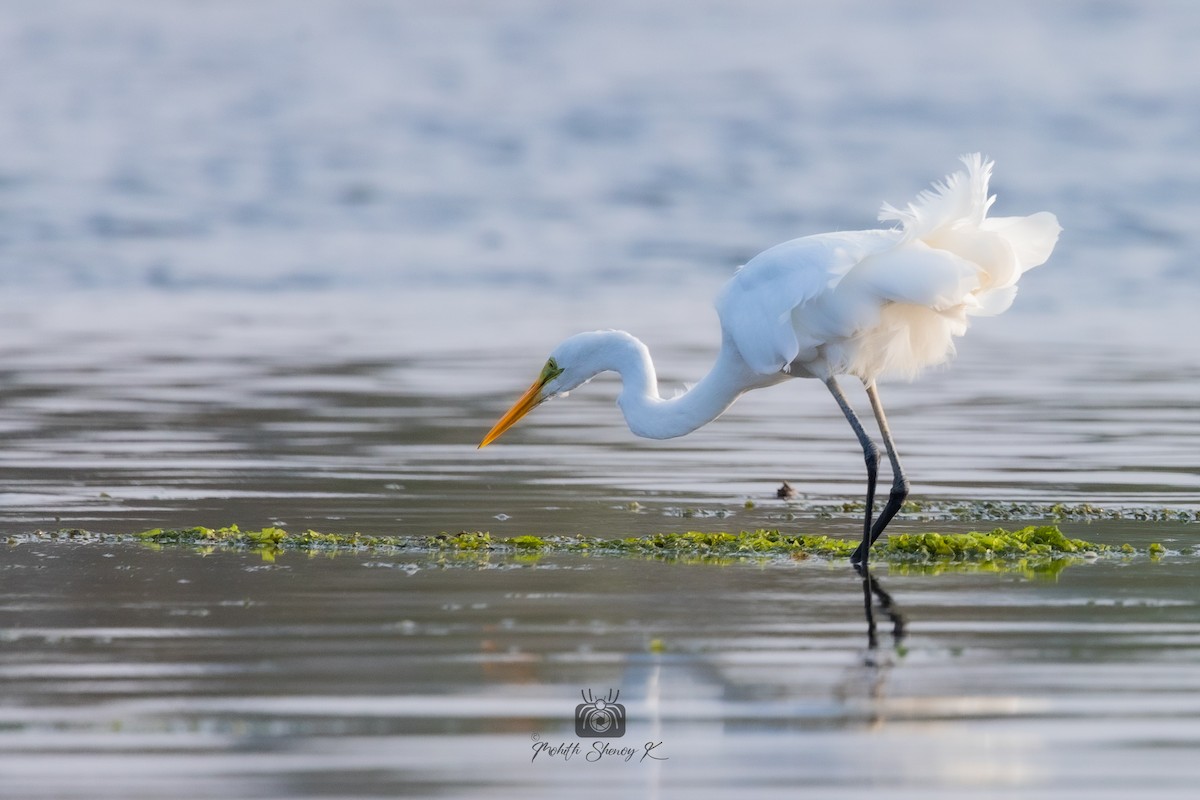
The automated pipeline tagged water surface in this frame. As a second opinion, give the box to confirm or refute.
[2,528,1198,799]
[1,1,1199,797]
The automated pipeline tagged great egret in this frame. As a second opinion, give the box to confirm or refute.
[479,155,1060,565]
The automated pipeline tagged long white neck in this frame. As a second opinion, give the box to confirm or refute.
[574,331,767,440]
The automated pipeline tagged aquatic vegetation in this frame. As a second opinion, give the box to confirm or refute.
[431,531,493,550]
[778,498,1200,524]
[137,525,392,550]
[883,526,1095,560]
[12,523,1172,577]
[464,525,1137,575]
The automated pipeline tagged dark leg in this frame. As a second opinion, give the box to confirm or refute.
[825,377,880,566]
[850,381,910,562]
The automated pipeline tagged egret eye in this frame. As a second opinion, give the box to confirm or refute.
[541,358,564,383]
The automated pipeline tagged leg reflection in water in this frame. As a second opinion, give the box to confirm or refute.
[833,563,908,720]
[858,562,906,654]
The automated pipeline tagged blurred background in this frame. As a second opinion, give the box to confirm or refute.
[0,0,1197,535]
[3,5,1200,798]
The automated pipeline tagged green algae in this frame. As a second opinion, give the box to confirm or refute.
[14,524,1171,575]
[784,498,1200,524]
[884,526,1095,560]
[478,525,1133,575]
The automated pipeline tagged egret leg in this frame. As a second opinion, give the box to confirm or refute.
[849,381,910,563]
[825,377,880,564]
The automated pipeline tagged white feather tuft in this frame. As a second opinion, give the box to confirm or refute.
[715,154,1059,385]
[879,154,995,241]
[841,154,1060,380]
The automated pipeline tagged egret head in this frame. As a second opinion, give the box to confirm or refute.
[478,333,611,448]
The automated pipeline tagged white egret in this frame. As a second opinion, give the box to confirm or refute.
[480,155,1060,565]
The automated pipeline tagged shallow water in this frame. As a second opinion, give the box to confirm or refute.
[2,528,1199,799]
[1,1,1200,797]
[0,288,1195,539]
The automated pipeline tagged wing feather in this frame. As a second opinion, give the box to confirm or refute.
[715,155,1059,381]
[715,231,895,375]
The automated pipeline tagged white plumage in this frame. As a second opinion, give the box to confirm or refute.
[481,155,1060,564]
[718,154,1060,381]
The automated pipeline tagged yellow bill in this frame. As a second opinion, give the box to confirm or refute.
[478,358,564,448]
